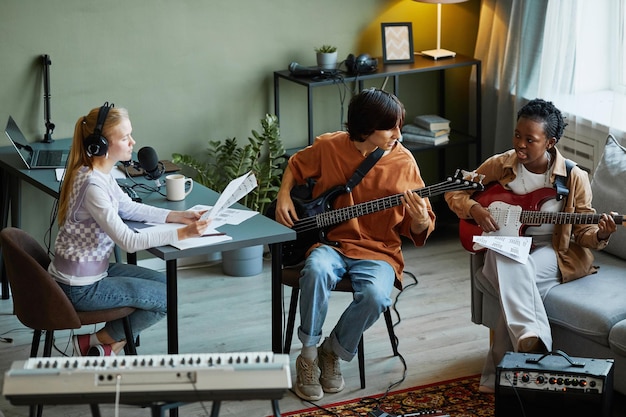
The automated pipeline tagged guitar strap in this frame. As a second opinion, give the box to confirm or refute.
[344,147,384,193]
[554,158,576,201]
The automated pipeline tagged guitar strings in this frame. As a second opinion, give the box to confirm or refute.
[291,180,479,233]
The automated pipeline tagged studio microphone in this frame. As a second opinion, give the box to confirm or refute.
[137,146,164,180]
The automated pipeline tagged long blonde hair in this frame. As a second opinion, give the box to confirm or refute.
[57,105,129,225]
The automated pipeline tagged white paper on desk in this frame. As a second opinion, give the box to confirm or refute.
[200,172,257,220]
[133,223,233,249]
[189,204,257,228]
[472,235,532,264]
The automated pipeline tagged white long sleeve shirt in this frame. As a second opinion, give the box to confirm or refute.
[50,167,179,285]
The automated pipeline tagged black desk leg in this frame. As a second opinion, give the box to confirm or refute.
[165,259,179,417]
[89,404,101,417]
[166,259,178,354]
[271,242,283,353]
[211,401,221,417]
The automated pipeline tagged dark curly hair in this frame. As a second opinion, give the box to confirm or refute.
[517,98,568,143]
[345,88,405,142]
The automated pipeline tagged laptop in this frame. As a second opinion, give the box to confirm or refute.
[4,116,68,169]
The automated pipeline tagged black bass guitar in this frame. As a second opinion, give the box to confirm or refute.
[266,170,484,266]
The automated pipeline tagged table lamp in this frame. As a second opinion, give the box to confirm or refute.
[413,0,468,60]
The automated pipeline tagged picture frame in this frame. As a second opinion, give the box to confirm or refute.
[381,22,414,64]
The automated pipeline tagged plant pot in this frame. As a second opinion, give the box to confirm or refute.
[316,51,338,70]
[221,245,264,277]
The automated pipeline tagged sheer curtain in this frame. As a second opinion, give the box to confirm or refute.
[472,0,547,157]
[473,0,625,160]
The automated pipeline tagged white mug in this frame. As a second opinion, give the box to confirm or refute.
[166,174,193,201]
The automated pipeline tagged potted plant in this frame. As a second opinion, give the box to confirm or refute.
[172,114,286,276]
[315,44,338,69]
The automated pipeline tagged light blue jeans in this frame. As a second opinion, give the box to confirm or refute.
[298,245,395,361]
[58,263,167,341]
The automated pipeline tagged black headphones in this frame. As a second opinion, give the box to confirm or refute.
[345,53,378,75]
[84,102,114,157]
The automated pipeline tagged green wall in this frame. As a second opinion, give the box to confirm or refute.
[0,0,479,242]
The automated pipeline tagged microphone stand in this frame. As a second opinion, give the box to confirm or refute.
[42,54,55,143]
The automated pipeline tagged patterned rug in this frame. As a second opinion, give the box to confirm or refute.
[280,375,494,417]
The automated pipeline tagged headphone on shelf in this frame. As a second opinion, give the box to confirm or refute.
[345,53,378,75]
[84,102,114,157]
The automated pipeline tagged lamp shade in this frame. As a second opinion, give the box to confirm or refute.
[413,0,467,4]
[413,0,469,60]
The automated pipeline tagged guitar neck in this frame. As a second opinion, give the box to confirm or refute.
[316,181,455,227]
[521,211,625,226]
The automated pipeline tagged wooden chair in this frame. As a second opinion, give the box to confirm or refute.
[282,266,399,389]
[0,227,137,417]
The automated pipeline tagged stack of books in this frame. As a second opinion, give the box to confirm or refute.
[401,115,451,146]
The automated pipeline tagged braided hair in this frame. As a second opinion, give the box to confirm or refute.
[517,98,567,143]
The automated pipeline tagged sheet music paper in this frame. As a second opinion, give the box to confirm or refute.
[200,171,257,220]
[472,235,532,264]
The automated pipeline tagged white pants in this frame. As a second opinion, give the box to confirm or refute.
[479,241,560,389]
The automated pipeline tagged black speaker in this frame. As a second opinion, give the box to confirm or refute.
[496,351,614,417]
[84,102,114,157]
[345,53,378,75]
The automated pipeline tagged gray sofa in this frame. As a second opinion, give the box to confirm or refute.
[469,135,626,395]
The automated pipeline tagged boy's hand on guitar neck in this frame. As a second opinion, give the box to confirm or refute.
[274,190,299,228]
[597,211,618,241]
[469,203,499,233]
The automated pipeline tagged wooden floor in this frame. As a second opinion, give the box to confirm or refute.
[0,224,622,416]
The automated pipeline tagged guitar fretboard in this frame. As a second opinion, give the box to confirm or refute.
[311,179,480,229]
[520,211,624,225]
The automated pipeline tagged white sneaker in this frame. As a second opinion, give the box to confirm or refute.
[318,346,345,393]
[294,355,323,401]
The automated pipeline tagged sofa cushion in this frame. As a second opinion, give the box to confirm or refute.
[610,320,626,357]
[544,250,626,346]
[590,134,626,259]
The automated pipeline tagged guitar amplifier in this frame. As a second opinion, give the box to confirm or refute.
[495,351,614,417]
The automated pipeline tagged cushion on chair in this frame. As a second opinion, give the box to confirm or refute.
[591,134,626,259]
[544,250,626,346]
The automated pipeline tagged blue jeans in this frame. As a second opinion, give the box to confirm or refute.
[298,245,395,361]
[58,263,167,341]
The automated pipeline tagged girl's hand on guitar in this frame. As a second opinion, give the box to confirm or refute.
[470,203,500,233]
[597,211,618,241]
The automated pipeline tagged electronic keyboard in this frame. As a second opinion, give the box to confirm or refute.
[3,352,291,405]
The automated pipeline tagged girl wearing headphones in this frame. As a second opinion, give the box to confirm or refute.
[49,103,211,356]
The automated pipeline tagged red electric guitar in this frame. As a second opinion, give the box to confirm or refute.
[459,183,625,253]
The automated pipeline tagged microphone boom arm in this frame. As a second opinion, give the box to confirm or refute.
[42,54,55,143]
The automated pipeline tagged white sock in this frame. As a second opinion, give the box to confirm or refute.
[301,345,318,360]
[89,334,100,347]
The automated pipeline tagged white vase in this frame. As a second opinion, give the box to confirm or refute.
[316,51,338,70]
[221,245,264,277]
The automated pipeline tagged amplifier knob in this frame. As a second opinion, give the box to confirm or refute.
[580,380,588,387]
[549,377,557,385]
[564,378,571,386]
[557,378,564,385]
[521,374,530,383]
[590,381,597,387]
[536,375,546,384]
